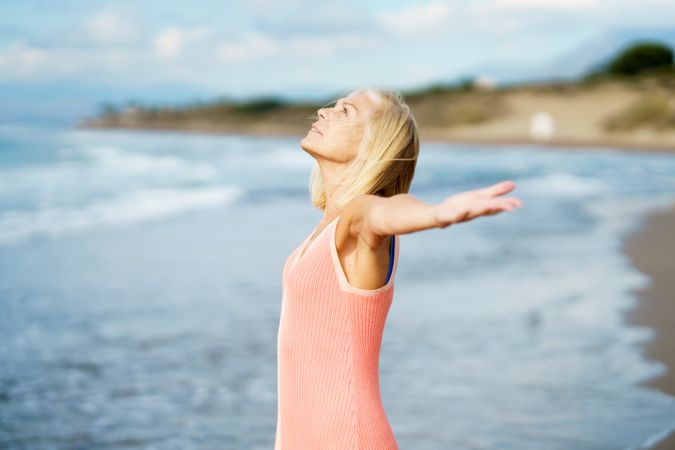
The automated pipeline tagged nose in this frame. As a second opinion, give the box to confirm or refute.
[318,108,327,120]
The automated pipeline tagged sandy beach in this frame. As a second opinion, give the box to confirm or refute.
[622,200,675,449]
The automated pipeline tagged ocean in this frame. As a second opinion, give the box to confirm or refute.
[1,124,674,449]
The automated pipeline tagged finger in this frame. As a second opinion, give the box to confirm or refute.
[479,180,516,198]
[499,197,523,208]
[507,197,523,207]
[487,202,515,214]
[487,198,517,210]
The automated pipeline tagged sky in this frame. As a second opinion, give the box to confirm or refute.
[1,0,674,124]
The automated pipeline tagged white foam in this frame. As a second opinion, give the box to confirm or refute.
[220,145,313,169]
[266,147,314,168]
[0,186,243,244]
[518,172,610,197]
[585,194,675,232]
[60,146,218,181]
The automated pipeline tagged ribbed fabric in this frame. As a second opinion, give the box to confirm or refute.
[275,215,400,450]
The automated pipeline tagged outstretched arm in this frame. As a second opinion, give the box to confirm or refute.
[348,181,523,244]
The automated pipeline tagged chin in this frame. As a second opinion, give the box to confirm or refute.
[299,137,313,152]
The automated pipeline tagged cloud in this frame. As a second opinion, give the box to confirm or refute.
[0,40,148,82]
[252,3,373,38]
[0,40,48,78]
[244,0,307,13]
[154,29,183,58]
[85,8,141,44]
[376,1,453,36]
[154,27,210,59]
[493,0,598,9]
[218,31,372,62]
[219,32,274,62]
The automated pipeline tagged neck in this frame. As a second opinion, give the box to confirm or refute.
[317,159,347,224]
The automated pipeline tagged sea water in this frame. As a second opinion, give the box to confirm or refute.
[0,124,674,449]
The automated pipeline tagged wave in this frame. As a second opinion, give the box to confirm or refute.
[60,145,218,181]
[219,145,313,169]
[0,185,243,245]
[517,172,610,197]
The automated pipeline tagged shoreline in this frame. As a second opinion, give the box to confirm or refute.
[621,200,675,449]
[76,123,675,154]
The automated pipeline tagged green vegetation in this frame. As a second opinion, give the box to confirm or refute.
[402,76,481,100]
[609,41,673,76]
[583,41,675,83]
[230,97,288,115]
[97,102,126,118]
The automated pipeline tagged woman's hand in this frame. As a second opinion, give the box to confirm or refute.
[432,180,523,228]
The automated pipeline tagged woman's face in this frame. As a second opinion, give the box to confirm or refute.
[300,93,381,163]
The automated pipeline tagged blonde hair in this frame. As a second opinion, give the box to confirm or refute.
[307,86,419,211]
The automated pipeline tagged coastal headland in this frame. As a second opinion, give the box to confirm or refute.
[79,74,675,153]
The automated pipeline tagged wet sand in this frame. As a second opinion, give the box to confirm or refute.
[622,200,675,449]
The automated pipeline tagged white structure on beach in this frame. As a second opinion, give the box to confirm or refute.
[529,111,556,141]
[473,75,496,90]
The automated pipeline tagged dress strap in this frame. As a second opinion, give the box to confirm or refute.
[385,235,395,284]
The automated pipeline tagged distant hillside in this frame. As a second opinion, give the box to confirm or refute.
[78,71,675,151]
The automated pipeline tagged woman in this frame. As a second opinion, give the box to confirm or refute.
[275,86,523,449]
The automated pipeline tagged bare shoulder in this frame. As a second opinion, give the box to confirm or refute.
[336,194,389,251]
[334,195,394,290]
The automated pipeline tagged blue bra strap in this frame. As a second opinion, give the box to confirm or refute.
[385,235,395,284]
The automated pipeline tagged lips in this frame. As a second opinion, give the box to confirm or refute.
[311,124,323,135]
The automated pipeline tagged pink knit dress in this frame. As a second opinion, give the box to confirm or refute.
[274,215,400,449]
